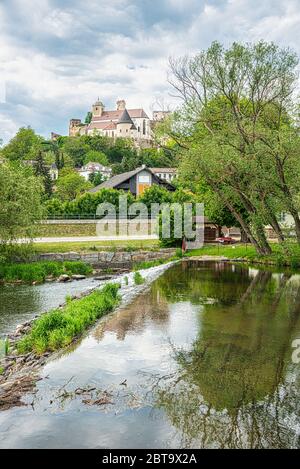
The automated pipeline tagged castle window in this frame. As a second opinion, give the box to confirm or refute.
[143,120,146,135]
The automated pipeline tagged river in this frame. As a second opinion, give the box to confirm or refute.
[0,260,299,448]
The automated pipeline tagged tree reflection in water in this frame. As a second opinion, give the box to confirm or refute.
[151,262,300,448]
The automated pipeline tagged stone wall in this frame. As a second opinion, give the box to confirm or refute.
[36,248,177,268]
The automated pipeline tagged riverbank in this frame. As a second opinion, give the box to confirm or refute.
[187,243,300,268]
[0,261,176,410]
[0,261,92,285]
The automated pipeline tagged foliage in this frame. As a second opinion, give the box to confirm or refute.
[17,283,120,354]
[0,162,44,243]
[34,151,53,198]
[0,127,43,161]
[88,171,105,186]
[83,150,109,166]
[85,111,92,124]
[169,40,300,254]
[55,171,92,201]
[133,271,145,285]
[138,184,173,211]
[61,138,90,167]
[0,260,92,284]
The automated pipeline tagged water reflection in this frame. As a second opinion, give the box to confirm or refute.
[152,262,300,448]
[0,261,299,448]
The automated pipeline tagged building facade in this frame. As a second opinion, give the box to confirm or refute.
[89,165,175,196]
[77,162,112,181]
[69,99,152,145]
[150,167,177,182]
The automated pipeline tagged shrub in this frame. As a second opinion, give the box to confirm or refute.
[134,271,145,285]
[0,260,92,284]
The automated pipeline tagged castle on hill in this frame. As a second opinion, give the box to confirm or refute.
[69,99,154,145]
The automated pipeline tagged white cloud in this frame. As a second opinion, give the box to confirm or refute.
[0,0,300,143]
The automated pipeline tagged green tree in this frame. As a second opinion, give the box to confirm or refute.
[0,162,43,242]
[138,184,173,211]
[1,127,43,161]
[62,137,90,167]
[83,150,109,166]
[169,41,300,254]
[89,171,105,186]
[55,171,92,201]
[34,151,53,198]
[85,111,92,124]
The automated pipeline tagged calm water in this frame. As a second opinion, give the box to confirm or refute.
[0,261,299,448]
[0,277,106,337]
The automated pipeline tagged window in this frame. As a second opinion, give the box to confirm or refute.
[138,174,151,183]
[143,120,146,135]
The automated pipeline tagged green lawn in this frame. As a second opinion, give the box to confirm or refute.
[33,239,159,253]
[36,223,97,237]
[187,243,300,267]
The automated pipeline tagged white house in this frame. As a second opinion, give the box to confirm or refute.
[78,162,112,181]
[150,167,177,182]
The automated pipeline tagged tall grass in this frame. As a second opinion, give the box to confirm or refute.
[134,271,145,285]
[17,283,120,355]
[0,261,92,284]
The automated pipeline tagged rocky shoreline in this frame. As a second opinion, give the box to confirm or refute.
[0,260,176,411]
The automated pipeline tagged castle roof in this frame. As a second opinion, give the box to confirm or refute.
[118,108,134,124]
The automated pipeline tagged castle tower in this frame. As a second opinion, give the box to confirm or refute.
[92,98,105,117]
[69,118,82,137]
[116,99,126,111]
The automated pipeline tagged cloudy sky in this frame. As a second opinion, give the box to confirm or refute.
[0,0,300,143]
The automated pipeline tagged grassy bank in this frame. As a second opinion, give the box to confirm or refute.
[17,283,120,354]
[36,223,97,238]
[32,239,159,254]
[0,260,92,284]
[187,243,300,268]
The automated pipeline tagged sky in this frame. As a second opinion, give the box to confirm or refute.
[0,0,300,143]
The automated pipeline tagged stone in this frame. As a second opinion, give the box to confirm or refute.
[62,252,81,261]
[58,274,71,282]
[71,274,86,280]
[94,275,113,281]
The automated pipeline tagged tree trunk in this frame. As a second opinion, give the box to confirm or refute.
[237,191,272,255]
[275,156,300,243]
[209,183,266,255]
[288,206,300,243]
[240,228,249,243]
[254,222,272,255]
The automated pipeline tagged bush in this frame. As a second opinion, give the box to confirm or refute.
[17,283,120,354]
[134,271,145,285]
[0,261,92,284]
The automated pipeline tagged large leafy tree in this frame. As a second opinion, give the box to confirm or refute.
[0,162,43,242]
[83,150,109,166]
[169,41,300,254]
[61,137,90,167]
[55,171,92,201]
[1,127,43,161]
